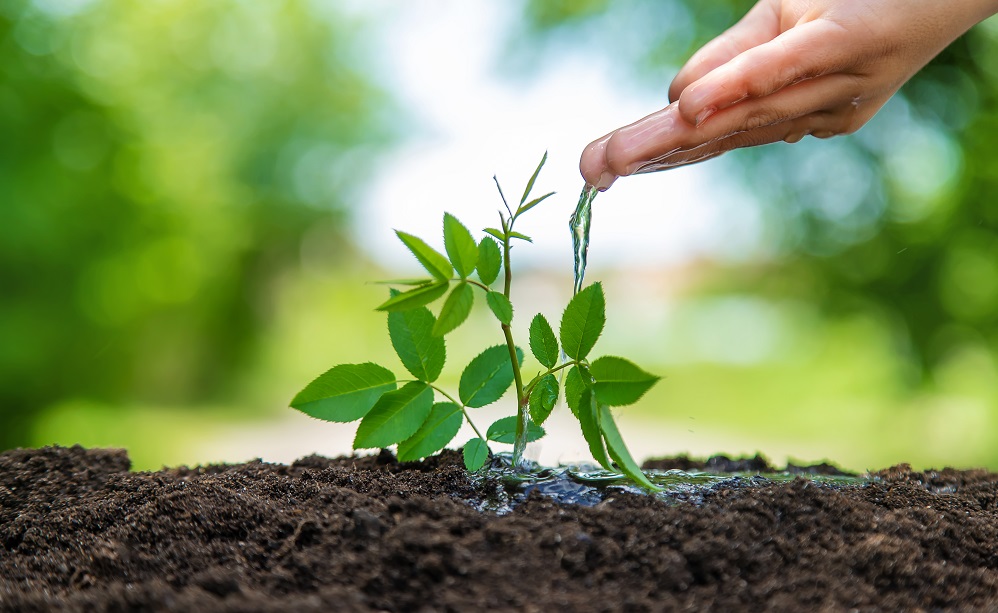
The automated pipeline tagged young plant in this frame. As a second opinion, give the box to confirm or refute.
[290,154,663,490]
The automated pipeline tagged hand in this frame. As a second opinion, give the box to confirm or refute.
[580,0,998,190]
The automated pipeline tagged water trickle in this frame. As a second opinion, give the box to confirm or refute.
[570,184,597,296]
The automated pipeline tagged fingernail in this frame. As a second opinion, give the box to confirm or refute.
[595,171,616,191]
[695,106,716,127]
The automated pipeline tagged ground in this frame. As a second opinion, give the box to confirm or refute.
[3,445,998,611]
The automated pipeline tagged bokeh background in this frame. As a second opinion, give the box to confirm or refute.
[4,0,998,472]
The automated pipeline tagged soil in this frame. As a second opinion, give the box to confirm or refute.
[4,446,998,612]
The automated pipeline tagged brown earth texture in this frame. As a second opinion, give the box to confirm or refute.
[3,445,998,612]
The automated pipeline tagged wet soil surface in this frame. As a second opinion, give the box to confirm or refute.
[4,446,998,612]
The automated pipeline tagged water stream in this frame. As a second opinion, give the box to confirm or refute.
[569,184,598,295]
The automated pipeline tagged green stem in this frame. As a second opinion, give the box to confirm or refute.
[497,229,531,468]
[428,384,487,442]
[523,360,580,397]
[462,278,492,292]
[502,240,513,300]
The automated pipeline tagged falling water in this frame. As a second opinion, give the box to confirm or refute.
[569,184,597,295]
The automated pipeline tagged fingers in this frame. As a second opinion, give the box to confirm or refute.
[580,73,876,186]
[631,110,846,173]
[668,0,780,102]
[579,133,617,190]
[677,18,857,126]
[612,74,861,174]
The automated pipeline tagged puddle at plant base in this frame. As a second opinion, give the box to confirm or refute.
[469,453,867,514]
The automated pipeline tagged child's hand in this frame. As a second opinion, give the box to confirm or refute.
[581,0,998,190]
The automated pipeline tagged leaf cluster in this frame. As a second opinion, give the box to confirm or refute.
[290,154,663,488]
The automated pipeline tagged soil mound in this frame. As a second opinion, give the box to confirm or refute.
[3,445,998,611]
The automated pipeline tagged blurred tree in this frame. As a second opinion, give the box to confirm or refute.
[517,0,998,382]
[0,0,396,450]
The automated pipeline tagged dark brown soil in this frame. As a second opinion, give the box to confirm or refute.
[4,446,998,612]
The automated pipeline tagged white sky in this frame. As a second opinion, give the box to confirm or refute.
[351,1,764,273]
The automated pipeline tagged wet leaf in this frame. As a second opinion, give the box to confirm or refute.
[528,374,559,426]
[486,415,544,444]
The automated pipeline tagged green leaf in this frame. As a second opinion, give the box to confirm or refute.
[486,416,544,444]
[388,306,445,382]
[564,365,590,418]
[374,278,434,286]
[397,402,464,462]
[463,437,490,471]
[291,363,397,423]
[578,388,613,471]
[477,238,502,286]
[508,231,532,243]
[376,281,449,312]
[396,230,453,281]
[519,151,547,205]
[486,291,513,325]
[600,405,663,492]
[483,227,505,242]
[459,345,524,408]
[590,356,660,407]
[559,282,606,360]
[516,191,554,218]
[528,314,558,369]
[443,213,478,278]
[529,374,559,426]
[354,382,434,449]
[433,282,474,336]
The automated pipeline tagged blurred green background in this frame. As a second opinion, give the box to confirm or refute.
[3,0,997,472]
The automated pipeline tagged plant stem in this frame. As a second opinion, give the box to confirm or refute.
[522,360,579,398]
[502,241,512,301]
[497,231,531,468]
[429,384,486,442]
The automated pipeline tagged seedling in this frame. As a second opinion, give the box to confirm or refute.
[291,154,663,490]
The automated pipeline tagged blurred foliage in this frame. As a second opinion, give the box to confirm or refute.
[518,0,998,383]
[0,0,395,450]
